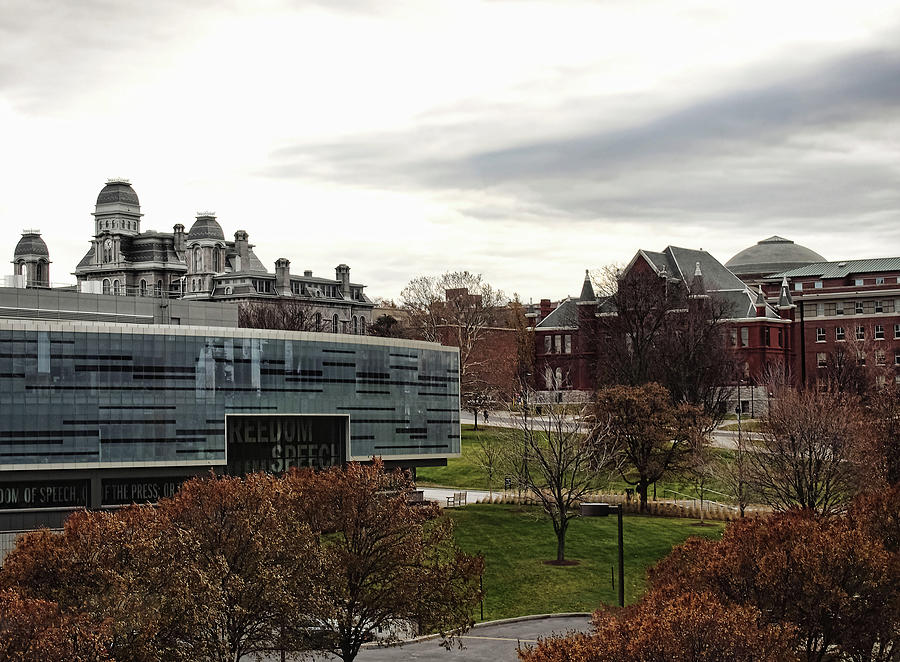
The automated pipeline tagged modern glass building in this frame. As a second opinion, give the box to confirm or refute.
[0,317,460,532]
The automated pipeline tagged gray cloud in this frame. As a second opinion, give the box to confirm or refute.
[263,46,900,237]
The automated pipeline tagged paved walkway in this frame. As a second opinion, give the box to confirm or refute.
[300,615,591,661]
[460,410,749,451]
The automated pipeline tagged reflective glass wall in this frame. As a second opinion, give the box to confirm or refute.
[0,320,460,470]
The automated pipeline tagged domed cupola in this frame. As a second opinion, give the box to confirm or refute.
[186,213,227,282]
[187,212,225,241]
[726,236,826,279]
[93,178,142,237]
[12,230,50,287]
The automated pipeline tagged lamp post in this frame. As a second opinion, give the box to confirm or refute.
[581,502,624,607]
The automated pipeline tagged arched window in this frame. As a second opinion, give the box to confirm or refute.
[213,248,221,272]
[139,279,147,297]
[314,313,322,331]
[102,244,112,263]
[113,279,120,296]
[102,278,110,295]
[360,317,366,335]
[194,246,202,273]
[353,316,358,334]
[155,280,162,297]
[332,314,339,333]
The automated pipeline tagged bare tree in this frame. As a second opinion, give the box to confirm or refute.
[473,432,503,499]
[750,385,868,515]
[401,271,507,397]
[504,374,617,563]
[685,429,716,523]
[716,428,754,517]
[239,299,322,332]
[594,267,738,427]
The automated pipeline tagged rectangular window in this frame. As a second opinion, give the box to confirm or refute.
[836,327,845,341]
[817,352,827,368]
[885,300,895,313]
[835,302,844,315]
[730,329,737,346]
[857,326,866,340]
[740,327,749,347]
[875,300,884,313]
[764,327,771,347]
[877,375,886,389]
[803,303,817,317]
[824,302,836,316]
[543,336,551,353]
[864,301,875,314]
[875,350,886,366]
[858,351,867,366]
[855,301,864,314]
[564,335,572,354]
[554,335,562,353]
[875,325,884,340]
[795,282,803,291]
[816,302,824,317]
[814,281,823,289]
[895,351,900,366]
[876,277,885,285]
[778,327,783,347]
[816,327,826,342]
[895,324,900,339]
[855,278,864,286]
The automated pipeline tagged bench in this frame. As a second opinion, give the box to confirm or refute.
[445,491,467,508]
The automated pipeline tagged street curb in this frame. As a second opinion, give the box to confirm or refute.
[362,612,592,648]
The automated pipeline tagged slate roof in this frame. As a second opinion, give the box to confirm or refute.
[96,181,140,206]
[637,246,779,319]
[187,216,226,241]
[14,233,49,257]
[768,257,900,279]
[536,298,579,328]
[640,246,748,292]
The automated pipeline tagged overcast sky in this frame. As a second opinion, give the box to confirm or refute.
[2,1,900,302]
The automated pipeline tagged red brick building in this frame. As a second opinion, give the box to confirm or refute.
[760,257,900,389]
[532,236,900,401]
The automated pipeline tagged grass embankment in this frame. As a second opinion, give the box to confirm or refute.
[448,503,725,621]
[418,425,735,502]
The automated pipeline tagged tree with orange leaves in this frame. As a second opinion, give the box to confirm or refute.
[285,461,483,662]
[519,589,798,662]
[649,509,899,661]
[0,588,112,662]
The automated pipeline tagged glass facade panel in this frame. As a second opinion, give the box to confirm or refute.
[0,321,461,470]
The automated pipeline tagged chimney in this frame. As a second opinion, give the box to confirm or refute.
[234,230,249,271]
[335,264,351,298]
[304,270,313,277]
[540,298,552,320]
[275,258,291,295]
[173,224,185,252]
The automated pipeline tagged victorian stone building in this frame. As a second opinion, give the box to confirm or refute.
[54,179,374,333]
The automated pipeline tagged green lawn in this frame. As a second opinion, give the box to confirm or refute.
[447,503,725,621]
[418,425,736,503]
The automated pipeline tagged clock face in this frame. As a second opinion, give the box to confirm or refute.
[104,238,112,250]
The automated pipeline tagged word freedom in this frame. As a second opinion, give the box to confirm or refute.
[227,415,345,473]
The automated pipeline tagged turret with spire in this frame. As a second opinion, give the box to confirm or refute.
[579,269,595,301]
[689,261,707,297]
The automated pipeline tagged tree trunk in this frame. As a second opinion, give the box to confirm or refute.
[637,480,649,513]
[556,523,567,562]
[473,410,479,430]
